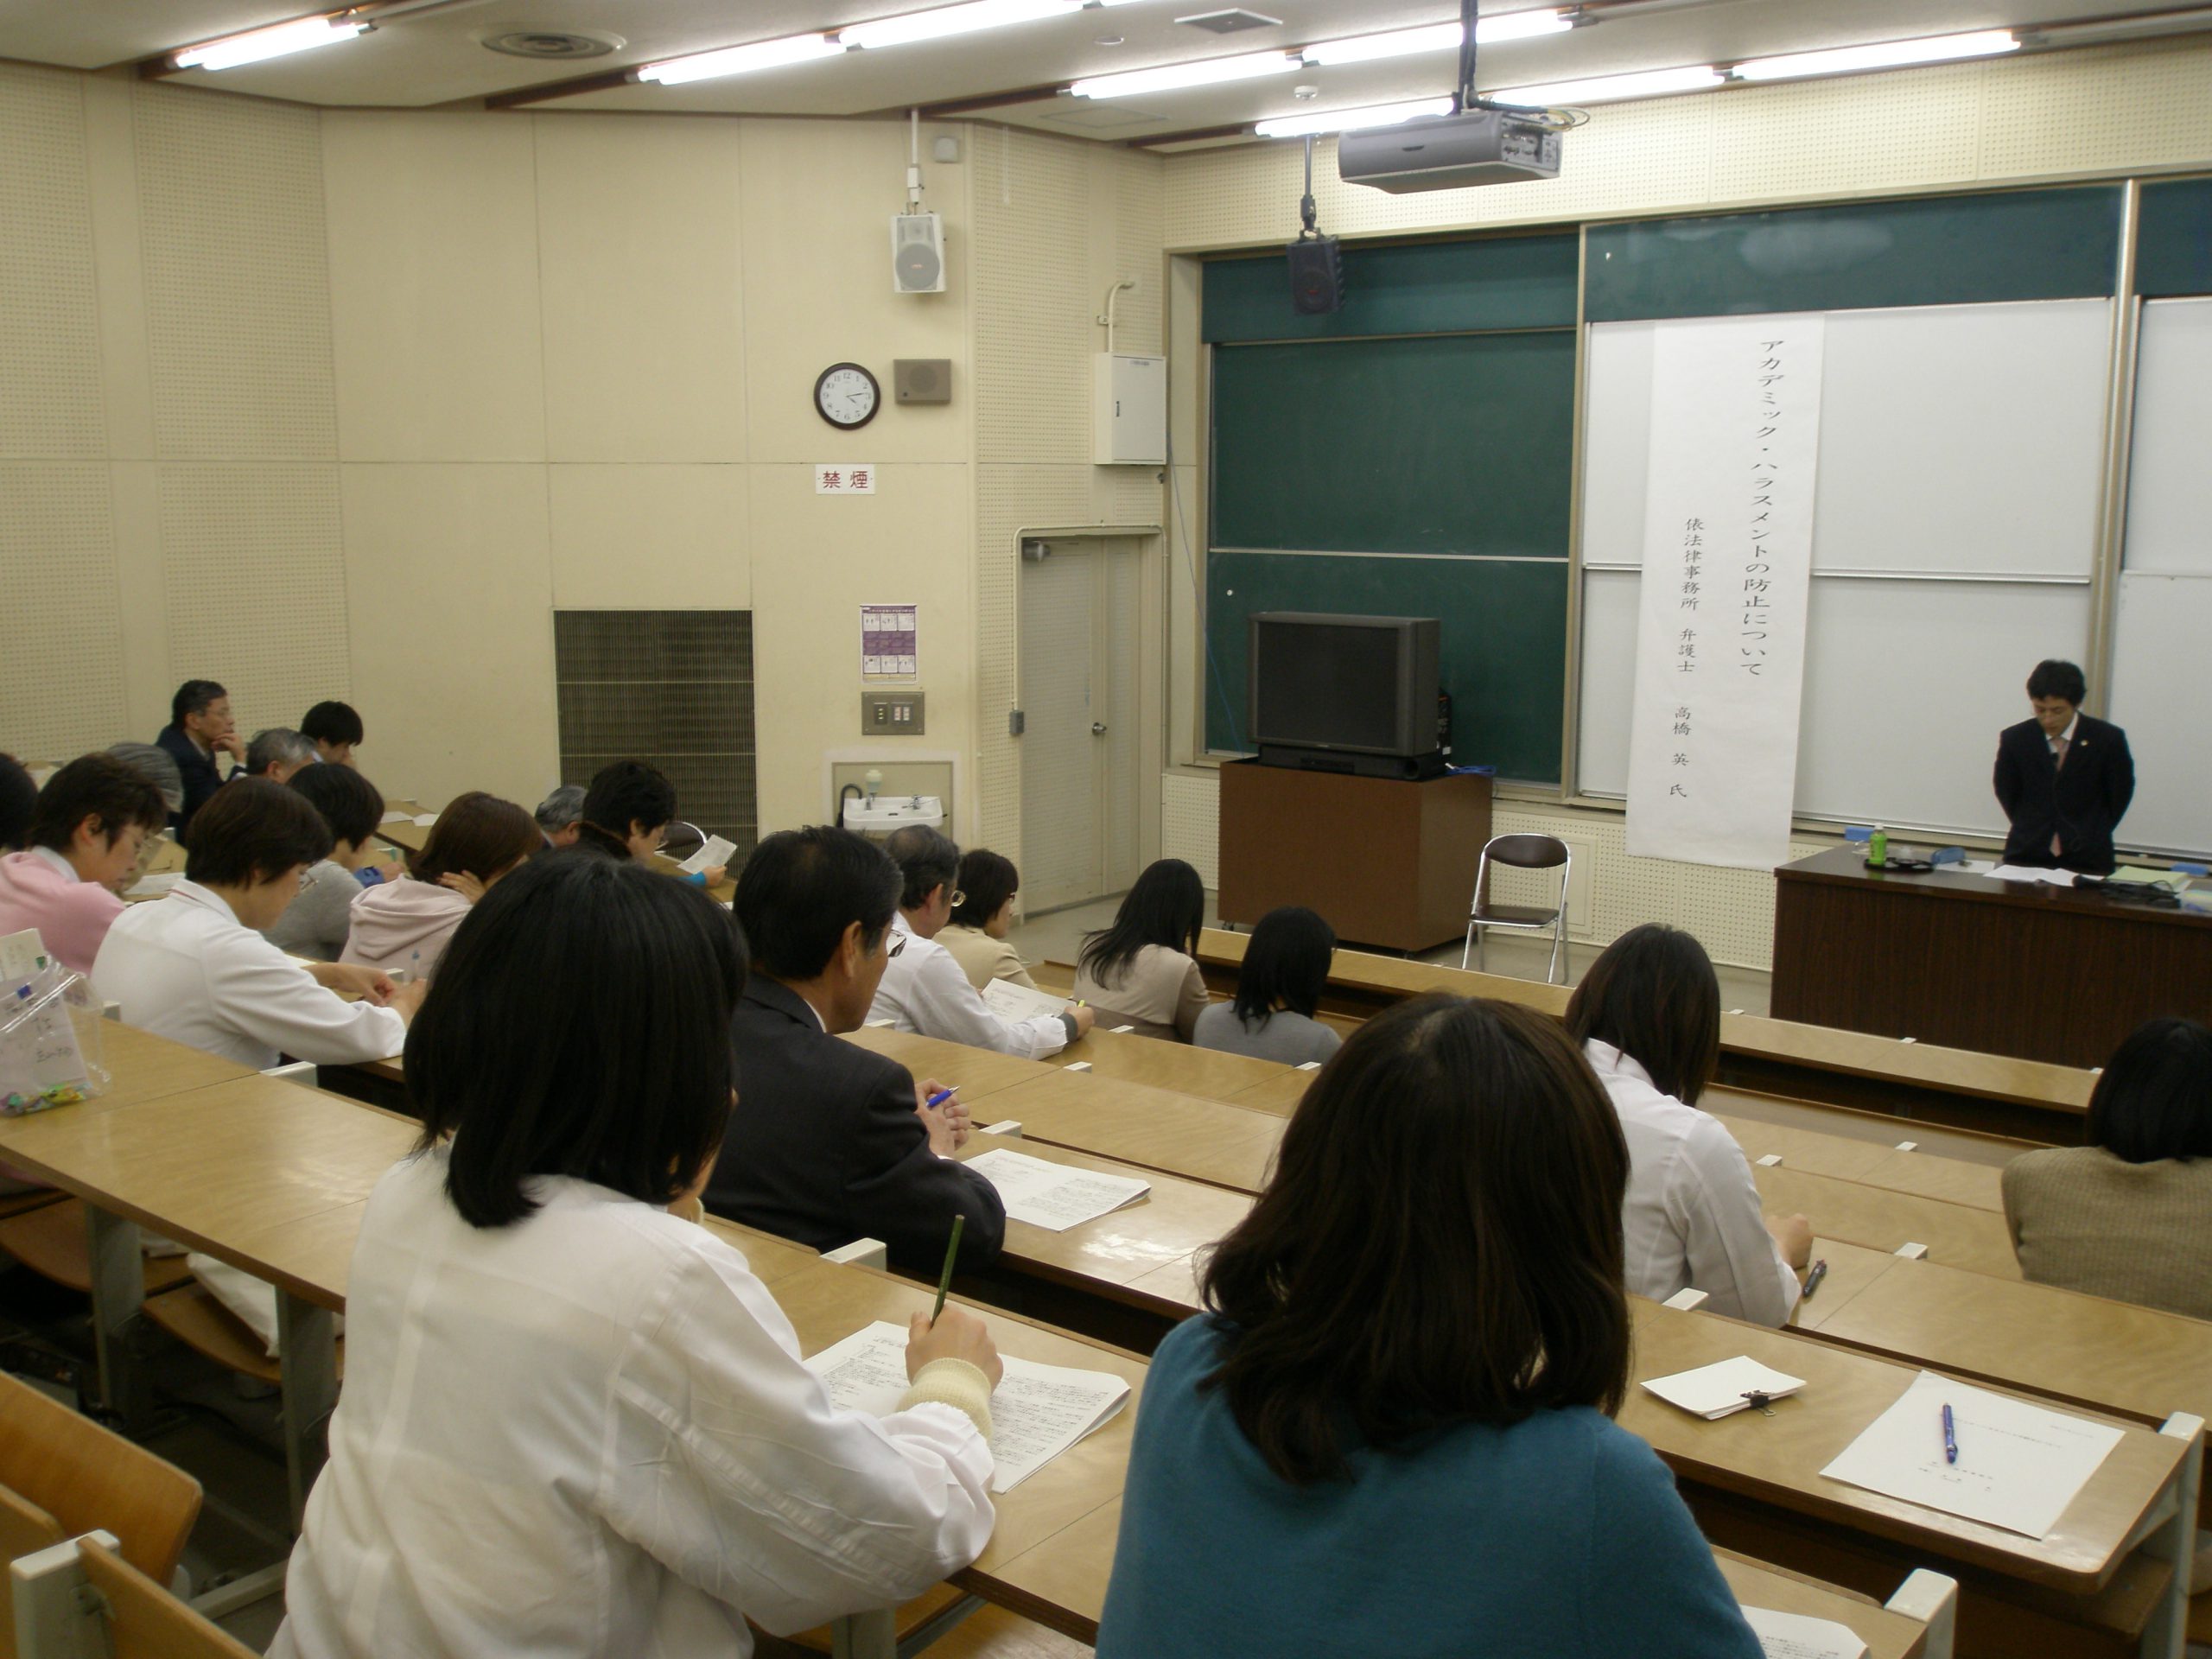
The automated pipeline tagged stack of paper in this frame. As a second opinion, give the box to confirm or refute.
[1642,1357,1807,1421]
[124,872,183,899]
[1741,1607,1867,1659]
[380,809,412,823]
[964,1147,1149,1231]
[1987,865,2076,887]
[677,835,736,876]
[2105,865,2177,886]
[981,978,1071,1023]
[1821,1370,2122,1538]
[805,1319,1130,1491]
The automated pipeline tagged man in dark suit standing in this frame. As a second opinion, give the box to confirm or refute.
[1993,659,2136,876]
[709,823,1004,1274]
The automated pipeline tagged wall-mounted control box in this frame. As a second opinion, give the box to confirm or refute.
[861,692,925,734]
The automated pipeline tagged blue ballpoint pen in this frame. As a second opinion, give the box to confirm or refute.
[925,1086,958,1109]
[1942,1402,1958,1465]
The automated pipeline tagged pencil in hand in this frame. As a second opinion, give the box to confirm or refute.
[930,1214,966,1323]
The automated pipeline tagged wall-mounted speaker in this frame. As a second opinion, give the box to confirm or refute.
[892,213,946,294]
[895,359,953,404]
[1286,235,1344,315]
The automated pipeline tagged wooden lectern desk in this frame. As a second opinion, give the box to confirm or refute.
[1217,760,1491,954]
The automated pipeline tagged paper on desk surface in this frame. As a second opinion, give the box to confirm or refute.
[804,1319,1129,1492]
[1642,1356,1806,1421]
[982,977,1070,1023]
[411,813,437,827]
[1741,1606,1867,1659]
[677,835,736,877]
[124,872,183,899]
[963,1147,1149,1232]
[1987,865,2076,887]
[2105,865,2177,885]
[381,810,411,823]
[1820,1370,2122,1539]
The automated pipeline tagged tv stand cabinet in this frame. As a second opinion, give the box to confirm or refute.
[1216,760,1491,954]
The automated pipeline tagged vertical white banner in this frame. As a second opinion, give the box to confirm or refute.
[1625,316,1826,870]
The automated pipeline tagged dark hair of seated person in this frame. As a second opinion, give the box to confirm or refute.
[576,759,678,859]
[1200,994,1632,1486]
[300,699,365,748]
[1561,922,1720,1108]
[0,754,35,850]
[408,855,746,1229]
[885,824,959,912]
[29,754,168,855]
[408,791,541,887]
[170,678,226,727]
[735,825,900,982]
[288,761,385,850]
[1230,906,1336,1027]
[950,849,1019,928]
[1077,857,1205,985]
[181,778,334,887]
[2087,1016,2212,1164]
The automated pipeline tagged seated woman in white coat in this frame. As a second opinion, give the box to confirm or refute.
[270,854,1001,1659]
[1562,924,1812,1326]
[92,779,423,1070]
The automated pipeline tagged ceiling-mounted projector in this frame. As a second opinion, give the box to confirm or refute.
[1338,107,1561,193]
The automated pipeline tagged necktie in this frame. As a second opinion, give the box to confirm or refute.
[2050,735,2069,856]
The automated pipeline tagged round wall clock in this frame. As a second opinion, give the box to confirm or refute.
[814,362,880,429]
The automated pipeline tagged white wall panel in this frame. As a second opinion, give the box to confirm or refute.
[0,66,105,460]
[548,464,749,612]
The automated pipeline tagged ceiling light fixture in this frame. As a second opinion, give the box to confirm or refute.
[1492,62,1721,105]
[1255,96,1457,137]
[171,13,371,71]
[637,32,844,84]
[1301,10,1568,67]
[1071,48,1298,98]
[1732,29,2018,81]
[841,0,1084,51]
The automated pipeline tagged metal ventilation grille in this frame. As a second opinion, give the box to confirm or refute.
[554,610,756,859]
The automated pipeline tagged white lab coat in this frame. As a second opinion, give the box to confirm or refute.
[1584,1039,1801,1327]
[271,1150,995,1659]
[868,911,1067,1059]
[92,880,404,1071]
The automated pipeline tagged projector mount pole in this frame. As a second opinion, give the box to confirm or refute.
[1456,0,1480,111]
[1298,134,1318,238]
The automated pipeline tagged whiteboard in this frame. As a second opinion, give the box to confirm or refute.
[2123,299,2212,576]
[1577,298,2113,833]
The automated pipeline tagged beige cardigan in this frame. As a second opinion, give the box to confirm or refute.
[2001,1146,2212,1321]
[936,924,1036,992]
[1071,944,1209,1043]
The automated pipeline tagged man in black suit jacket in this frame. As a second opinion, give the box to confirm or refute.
[154,678,244,835]
[709,824,1004,1274]
[1993,659,2135,876]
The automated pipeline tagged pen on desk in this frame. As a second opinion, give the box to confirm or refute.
[1802,1258,1829,1300]
[1942,1402,1958,1465]
[930,1215,965,1324]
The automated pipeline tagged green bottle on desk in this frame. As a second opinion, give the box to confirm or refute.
[1866,826,1888,868]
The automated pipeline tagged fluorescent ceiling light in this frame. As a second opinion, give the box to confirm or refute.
[1255,97,1457,137]
[841,0,1082,51]
[1301,10,1568,67]
[1494,63,1722,105]
[638,32,843,84]
[172,14,370,71]
[1732,29,2018,81]
[1071,49,1299,98]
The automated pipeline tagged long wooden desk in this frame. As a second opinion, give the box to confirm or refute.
[1196,927,2100,1141]
[1774,847,2212,1071]
[1752,1166,2020,1281]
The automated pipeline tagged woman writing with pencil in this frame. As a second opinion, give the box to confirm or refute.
[272,854,1002,1659]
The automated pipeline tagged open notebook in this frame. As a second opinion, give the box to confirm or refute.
[804,1320,1130,1492]
[963,1147,1150,1231]
[981,978,1071,1024]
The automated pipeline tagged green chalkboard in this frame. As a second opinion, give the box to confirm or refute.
[1211,331,1574,556]
[2139,177,2212,297]
[1203,232,1578,343]
[1586,186,2121,321]
[1207,552,1568,783]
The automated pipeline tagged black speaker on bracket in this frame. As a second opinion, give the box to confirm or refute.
[1286,234,1344,315]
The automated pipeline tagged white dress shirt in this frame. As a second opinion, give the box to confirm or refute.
[270,1150,995,1659]
[1584,1039,1800,1327]
[92,880,404,1070]
[868,912,1067,1059]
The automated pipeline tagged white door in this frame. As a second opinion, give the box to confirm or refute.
[1019,537,1144,912]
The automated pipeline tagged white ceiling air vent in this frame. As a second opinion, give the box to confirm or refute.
[1175,10,1283,35]
[480,29,625,60]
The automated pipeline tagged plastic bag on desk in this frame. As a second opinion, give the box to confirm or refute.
[0,959,108,1116]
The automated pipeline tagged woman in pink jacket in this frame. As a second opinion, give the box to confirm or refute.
[0,754,169,974]
[340,791,539,980]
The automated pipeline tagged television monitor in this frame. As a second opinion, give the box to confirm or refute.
[1248,612,1440,760]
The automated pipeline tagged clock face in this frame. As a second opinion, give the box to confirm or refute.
[815,363,880,429]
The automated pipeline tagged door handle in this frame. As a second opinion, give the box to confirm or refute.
[1091,721,1109,735]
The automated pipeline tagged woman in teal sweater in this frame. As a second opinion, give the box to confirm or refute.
[1097,994,1763,1659]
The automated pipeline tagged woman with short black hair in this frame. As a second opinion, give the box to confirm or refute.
[1097,995,1761,1659]
[938,849,1038,991]
[271,855,1002,1659]
[2004,1016,2212,1319]
[1192,906,1340,1066]
[1072,858,1210,1042]
[1565,923,1809,1327]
